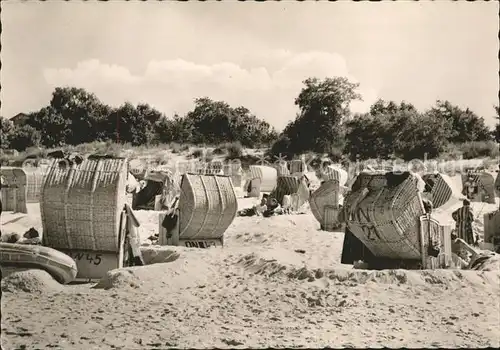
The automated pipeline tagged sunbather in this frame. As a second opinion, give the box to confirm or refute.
[263,197,282,217]
[237,194,269,217]
[450,230,496,270]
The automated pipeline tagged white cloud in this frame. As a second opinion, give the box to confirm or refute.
[43,52,378,130]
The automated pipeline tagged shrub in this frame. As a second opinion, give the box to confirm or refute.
[238,154,261,170]
[167,142,181,154]
[191,148,205,159]
[212,146,226,155]
[454,141,499,159]
[327,147,344,163]
[204,150,214,163]
[225,141,243,159]
[24,146,48,159]
[440,144,464,160]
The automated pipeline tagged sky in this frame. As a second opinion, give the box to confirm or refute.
[1,1,498,131]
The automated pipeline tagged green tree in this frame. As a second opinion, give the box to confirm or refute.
[345,100,453,160]
[369,99,417,116]
[184,97,276,147]
[106,102,157,146]
[27,107,72,148]
[154,114,193,144]
[276,77,362,155]
[427,100,492,143]
[344,113,397,160]
[393,112,451,160]
[49,87,111,144]
[8,125,42,151]
[231,106,278,147]
[185,97,236,144]
[0,117,15,150]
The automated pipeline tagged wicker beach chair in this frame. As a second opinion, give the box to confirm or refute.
[310,166,349,231]
[461,171,496,204]
[341,171,453,269]
[270,175,309,210]
[246,177,262,198]
[158,173,238,248]
[290,159,308,175]
[421,172,463,210]
[483,210,500,248]
[24,166,47,203]
[223,161,243,188]
[204,160,225,176]
[40,158,142,280]
[320,165,348,184]
[0,167,30,213]
[310,179,348,231]
[274,162,290,177]
[132,168,179,211]
[176,160,197,174]
[248,165,278,193]
[494,171,500,198]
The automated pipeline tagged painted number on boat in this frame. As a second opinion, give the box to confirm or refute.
[361,225,382,241]
[183,240,218,248]
[68,252,102,265]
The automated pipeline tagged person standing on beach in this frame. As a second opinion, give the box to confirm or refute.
[451,199,476,245]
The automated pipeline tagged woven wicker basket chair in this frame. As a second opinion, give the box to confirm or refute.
[0,167,30,213]
[302,172,320,193]
[320,165,348,185]
[223,161,243,188]
[176,160,197,175]
[132,168,179,210]
[314,165,350,226]
[483,210,500,247]
[274,163,290,176]
[421,172,462,210]
[195,160,224,176]
[24,166,47,203]
[158,173,237,248]
[494,171,500,197]
[270,175,309,208]
[461,171,496,204]
[341,171,453,269]
[40,157,140,280]
[310,179,349,232]
[290,159,308,174]
[248,165,277,193]
[243,177,262,198]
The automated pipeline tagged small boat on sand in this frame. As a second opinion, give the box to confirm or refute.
[0,243,78,284]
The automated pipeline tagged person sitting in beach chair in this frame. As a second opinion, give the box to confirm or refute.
[463,176,478,200]
[451,199,477,246]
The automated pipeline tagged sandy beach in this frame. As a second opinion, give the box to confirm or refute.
[1,199,499,349]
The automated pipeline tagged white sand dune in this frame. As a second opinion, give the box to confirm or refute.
[1,198,499,349]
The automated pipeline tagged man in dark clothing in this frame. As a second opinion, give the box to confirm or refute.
[452,199,476,245]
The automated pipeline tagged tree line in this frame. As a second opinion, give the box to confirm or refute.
[1,77,498,161]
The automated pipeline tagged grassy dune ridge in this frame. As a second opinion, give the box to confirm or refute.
[0,140,498,175]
